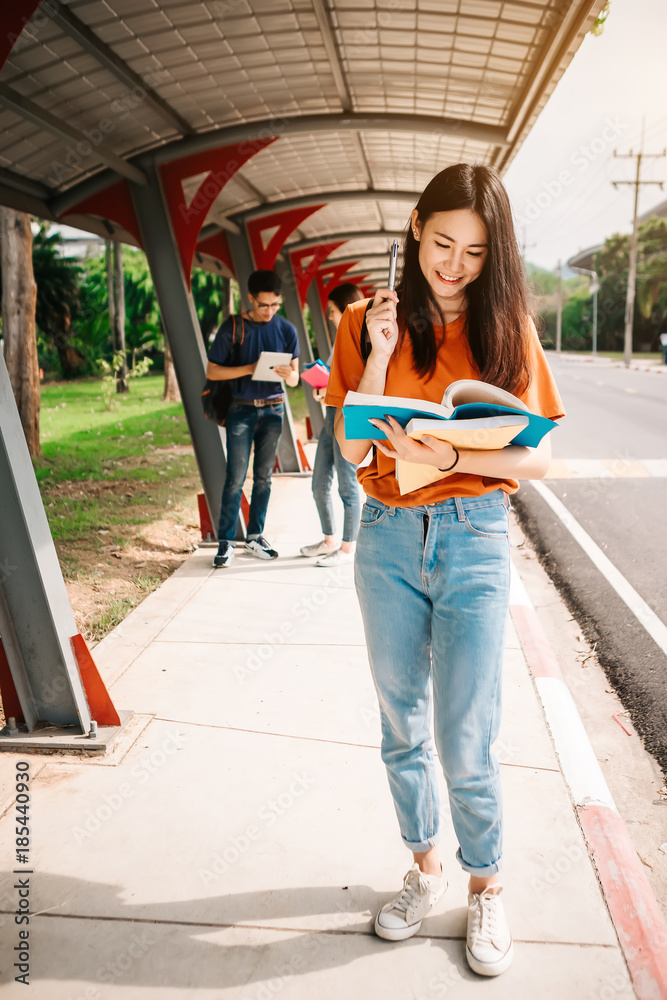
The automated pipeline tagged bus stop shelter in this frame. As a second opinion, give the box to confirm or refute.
[0,0,607,742]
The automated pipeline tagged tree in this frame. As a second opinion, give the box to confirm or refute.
[162,338,180,402]
[594,218,667,351]
[191,268,228,346]
[106,240,128,392]
[32,224,83,377]
[0,208,41,456]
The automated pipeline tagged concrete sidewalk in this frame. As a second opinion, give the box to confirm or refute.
[0,476,647,999]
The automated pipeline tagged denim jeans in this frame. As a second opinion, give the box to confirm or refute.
[217,401,284,542]
[354,489,511,876]
[312,407,361,543]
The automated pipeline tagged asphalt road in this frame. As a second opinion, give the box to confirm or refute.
[512,355,667,775]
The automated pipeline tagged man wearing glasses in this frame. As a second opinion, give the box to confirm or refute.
[206,270,300,567]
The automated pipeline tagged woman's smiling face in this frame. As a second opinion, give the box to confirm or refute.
[411,207,488,310]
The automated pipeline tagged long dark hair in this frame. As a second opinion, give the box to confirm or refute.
[327,282,364,313]
[397,163,531,393]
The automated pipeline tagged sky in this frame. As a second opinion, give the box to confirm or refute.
[503,0,667,272]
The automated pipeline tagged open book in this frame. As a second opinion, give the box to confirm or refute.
[342,379,558,495]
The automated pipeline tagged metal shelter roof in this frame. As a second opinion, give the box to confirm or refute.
[0,0,606,282]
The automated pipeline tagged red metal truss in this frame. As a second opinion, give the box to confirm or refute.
[159,140,275,288]
[290,242,347,307]
[59,180,144,246]
[0,0,44,72]
[314,260,360,310]
[196,231,234,276]
[246,205,324,271]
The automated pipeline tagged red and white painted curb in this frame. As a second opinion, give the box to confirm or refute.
[509,567,667,1000]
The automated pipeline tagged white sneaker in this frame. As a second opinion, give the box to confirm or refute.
[315,548,354,567]
[300,539,336,558]
[244,536,278,560]
[466,886,513,977]
[375,864,447,941]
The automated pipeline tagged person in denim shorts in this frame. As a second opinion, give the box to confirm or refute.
[326,164,565,977]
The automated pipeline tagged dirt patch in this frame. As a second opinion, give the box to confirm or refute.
[44,477,202,645]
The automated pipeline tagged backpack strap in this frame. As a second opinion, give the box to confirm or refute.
[360,299,373,363]
[231,314,245,360]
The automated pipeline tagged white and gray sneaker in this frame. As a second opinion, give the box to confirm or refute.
[300,539,337,558]
[244,536,278,560]
[375,864,447,941]
[466,886,513,977]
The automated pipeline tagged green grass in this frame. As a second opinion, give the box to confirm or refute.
[36,376,192,483]
[35,375,198,544]
[285,383,309,423]
[594,351,663,361]
[553,350,663,361]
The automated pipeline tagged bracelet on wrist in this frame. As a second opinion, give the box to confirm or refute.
[438,446,460,472]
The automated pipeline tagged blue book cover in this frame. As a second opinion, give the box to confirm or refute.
[342,392,557,449]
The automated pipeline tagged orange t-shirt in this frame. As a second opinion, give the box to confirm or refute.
[325,299,565,507]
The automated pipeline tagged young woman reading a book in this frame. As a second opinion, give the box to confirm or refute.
[325,163,564,977]
[301,282,364,567]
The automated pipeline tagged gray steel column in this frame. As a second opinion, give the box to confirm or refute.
[130,168,228,533]
[275,255,324,440]
[226,230,255,310]
[306,282,332,361]
[0,351,92,733]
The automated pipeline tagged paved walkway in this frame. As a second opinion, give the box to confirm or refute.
[0,476,643,999]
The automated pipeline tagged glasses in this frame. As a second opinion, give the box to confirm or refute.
[254,301,281,311]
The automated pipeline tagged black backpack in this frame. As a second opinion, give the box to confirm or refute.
[201,315,245,427]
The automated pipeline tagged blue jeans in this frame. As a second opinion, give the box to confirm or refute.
[354,490,511,877]
[312,407,361,543]
[217,402,284,542]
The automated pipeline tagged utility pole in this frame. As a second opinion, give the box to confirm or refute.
[555,260,563,353]
[520,227,537,263]
[612,133,665,367]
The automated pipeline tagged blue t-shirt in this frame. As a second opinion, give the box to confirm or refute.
[207,313,299,400]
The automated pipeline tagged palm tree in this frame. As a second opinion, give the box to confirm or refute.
[32,224,83,377]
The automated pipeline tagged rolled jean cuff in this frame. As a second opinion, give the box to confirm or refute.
[456,847,503,877]
[403,834,440,854]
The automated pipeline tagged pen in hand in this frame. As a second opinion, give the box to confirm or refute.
[388,239,398,292]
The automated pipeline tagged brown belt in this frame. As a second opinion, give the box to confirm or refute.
[231,396,284,408]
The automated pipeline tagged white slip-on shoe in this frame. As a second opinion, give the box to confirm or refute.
[375,864,447,941]
[315,548,354,567]
[300,539,337,558]
[466,886,513,977]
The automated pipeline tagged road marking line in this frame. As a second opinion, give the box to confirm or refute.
[643,459,667,476]
[601,459,650,478]
[566,459,612,478]
[531,480,667,657]
[545,458,667,478]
